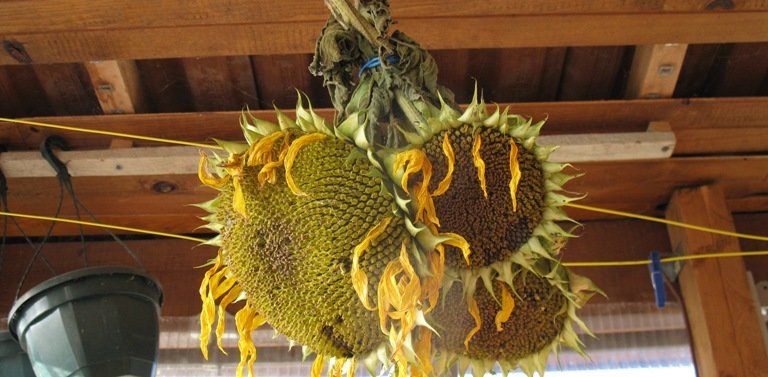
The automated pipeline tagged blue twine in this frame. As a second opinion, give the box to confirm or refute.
[358,55,400,77]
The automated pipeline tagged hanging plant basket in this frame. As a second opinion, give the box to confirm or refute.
[8,267,163,377]
[0,330,35,377]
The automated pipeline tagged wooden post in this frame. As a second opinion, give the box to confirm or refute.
[625,43,688,99]
[85,60,147,114]
[666,185,768,377]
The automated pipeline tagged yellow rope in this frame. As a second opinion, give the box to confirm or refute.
[0,211,208,243]
[1,210,766,267]
[565,202,768,242]
[0,117,224,150]
[563,250,768,268]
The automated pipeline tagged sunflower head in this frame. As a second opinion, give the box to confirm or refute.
[197,99,431,376]
[430,260,602,377]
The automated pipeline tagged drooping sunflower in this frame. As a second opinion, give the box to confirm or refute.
[309,1,602,375]
[196,99,455,377]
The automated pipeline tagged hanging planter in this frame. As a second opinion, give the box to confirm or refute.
[7,267,163,377]
[0,330,35,377]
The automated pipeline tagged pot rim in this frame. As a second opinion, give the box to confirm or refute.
[7,266,163,341]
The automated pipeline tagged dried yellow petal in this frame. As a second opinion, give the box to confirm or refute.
[284,133,327,195]
[494,283,515,332]
[311,354,326,377]
[198,152,230,188]
[509,139,521,212]
[471,134,488,199]
[464,293,482,350]
[432,133,455,196]
[351,216,393,310]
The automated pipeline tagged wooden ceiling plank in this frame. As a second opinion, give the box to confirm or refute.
[31,64,99,115]
[625,44,689,99]
[665,185,768,376]
[84,60,147,114]
[2,12,767,65]
[0,129,676,179]
[181,56,260,111]
[2,98,765,155]
[4,1,768,36]
[250,54,328,109]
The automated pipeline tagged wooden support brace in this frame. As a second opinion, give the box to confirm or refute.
[0,128,675,178]
[84,60,147,114]
[665,185,768,377]
[625,43,688,99]
[540,122,675,162]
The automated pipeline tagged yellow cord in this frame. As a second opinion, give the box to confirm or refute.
[1,209,766,267]
[563,250,768,268]
[565,202,768,242]
[0,211,208,244]
[0,117,224,150]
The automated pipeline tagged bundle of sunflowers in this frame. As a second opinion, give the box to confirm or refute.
[197,1,601,376]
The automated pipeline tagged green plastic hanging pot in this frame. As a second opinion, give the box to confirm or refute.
[8,267,164,377]
[0,330,35,377]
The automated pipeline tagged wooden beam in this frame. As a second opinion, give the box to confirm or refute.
[665,185,768,376]
[0,146,199,178]
[4,0,768,36]
[181,56,260,111]
[540,125,675,162]
[1,6,766,64]
[0,128,675,178]
[84,60,146,114]
[1,97,766,155]
[625,44,689,99]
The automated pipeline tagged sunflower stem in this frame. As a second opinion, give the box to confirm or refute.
[324,0,394,53]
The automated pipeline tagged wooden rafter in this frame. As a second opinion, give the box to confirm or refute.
[1,97,767,154]
[1,1,767,64]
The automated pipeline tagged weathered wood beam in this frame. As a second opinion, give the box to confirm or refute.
[625,44,689,99]
[1,98,766,155]
[0,127,675,178]
[665,185,768,376]
[84,60,147,114]
[1,2,766,64]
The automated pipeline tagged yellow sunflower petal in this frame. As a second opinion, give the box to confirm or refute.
[432,133,455,197]
[464,293,483,350]
[351,216,393,310]
[199,251,224,359]
[440,232,472,265]
[257,138,290,187]
[198,152,230,188]
[231,178,247,216]
[284,133,326,195]
[509,138,521,212]
[393,149,435,225]
[330,357,346,377]
[471,134,488,199]
[246,131,285,166]
[311,354,326,377]
[413,327,434,377]
[422,245,445,313]
[215,285,243,354]
[494,283,515,332]
[234,304,265,377]
[348,358,357,377]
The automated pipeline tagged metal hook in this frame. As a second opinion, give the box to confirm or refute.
[40,135,71,182]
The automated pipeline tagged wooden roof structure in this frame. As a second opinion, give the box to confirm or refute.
[1,1,767,374]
